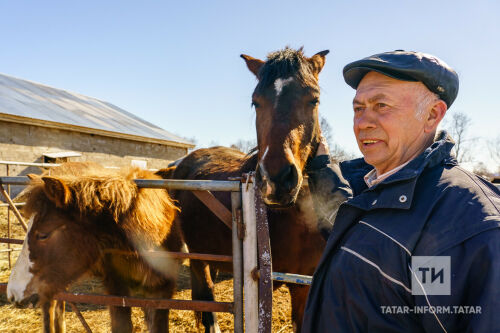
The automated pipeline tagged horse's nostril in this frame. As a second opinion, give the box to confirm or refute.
[273,164,298,190]
[30,294,40,307]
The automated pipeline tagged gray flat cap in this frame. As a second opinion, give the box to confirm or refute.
[343,50,459,107]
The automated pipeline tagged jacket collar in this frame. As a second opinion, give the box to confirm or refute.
[339,131,457,211]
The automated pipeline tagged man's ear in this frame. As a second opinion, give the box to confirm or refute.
[308,50,330,78]
[240,54,265,78]
[41,176,72,208]
[424,100,448,133]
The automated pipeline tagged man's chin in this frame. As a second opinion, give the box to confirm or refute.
[362,154,383,167]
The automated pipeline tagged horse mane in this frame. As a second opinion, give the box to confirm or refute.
[24,163,178,246]
[255,46,318,94]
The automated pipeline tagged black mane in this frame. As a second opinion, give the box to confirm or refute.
[255,47,317,94]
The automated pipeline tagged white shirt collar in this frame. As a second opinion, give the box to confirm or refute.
[364,160,411,188]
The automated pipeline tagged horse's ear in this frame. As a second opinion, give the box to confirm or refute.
[309,50,330,77]
[41,176,72,208]
[240,54,265,78]
[27,174,41,181]
[155,166,176,179]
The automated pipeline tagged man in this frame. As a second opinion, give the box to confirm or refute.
[303,50,500,332]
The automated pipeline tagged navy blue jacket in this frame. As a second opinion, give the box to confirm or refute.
[303,132,500,332]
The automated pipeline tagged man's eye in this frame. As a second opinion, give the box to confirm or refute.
[354,106,364,112]
[252,101,260,109]
[376,103,388,109]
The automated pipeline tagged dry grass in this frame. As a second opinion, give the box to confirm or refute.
[0,207,294,332]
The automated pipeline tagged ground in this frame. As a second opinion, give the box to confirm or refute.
[0,207,294,332]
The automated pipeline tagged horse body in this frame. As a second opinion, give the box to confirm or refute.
[168,146,325,332]
[7,162,183,333]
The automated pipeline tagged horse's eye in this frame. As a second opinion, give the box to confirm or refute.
[309,98,319,106]
[252,101,260,109]
[36,232,50,241]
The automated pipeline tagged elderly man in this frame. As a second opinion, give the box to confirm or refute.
[302,51,500,332]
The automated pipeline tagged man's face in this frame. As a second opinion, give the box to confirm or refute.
[353,71,432,174]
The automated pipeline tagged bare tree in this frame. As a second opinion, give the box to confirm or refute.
[230,139,257,154]
[180,136,197,153]
[320,116,356,162]
[472,161,493,179]
[488,135,500,165]
[229,117,357,160]
[320,116,334,149]
[445,111,474,163]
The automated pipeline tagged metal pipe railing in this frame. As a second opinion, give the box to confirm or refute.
[0,177,241,192]
[0,160,62,168]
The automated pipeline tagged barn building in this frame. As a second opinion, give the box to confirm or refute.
[0,73,194,196]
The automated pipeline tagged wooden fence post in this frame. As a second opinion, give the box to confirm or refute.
[242,180,258,332]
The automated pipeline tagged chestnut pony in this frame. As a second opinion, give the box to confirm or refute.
[7,162,183,333]
[163,48,332,332]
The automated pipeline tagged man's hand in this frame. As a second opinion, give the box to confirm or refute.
[316,134,330,157]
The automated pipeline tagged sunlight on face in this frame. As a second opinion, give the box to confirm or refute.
[353,71,435,174]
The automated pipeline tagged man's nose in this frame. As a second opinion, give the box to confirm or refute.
[355,109,377,130]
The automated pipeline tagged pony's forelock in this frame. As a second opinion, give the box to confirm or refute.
[23,164,178,247]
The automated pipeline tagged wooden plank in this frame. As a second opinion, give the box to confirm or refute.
[68,302,93,333]
[0,203,25,207]
[192,190,232,229]
[0,284,233,313]
[231,191,244,333]
[0,185,27,231]
[52,293,234,313]
[242,180,258,333]
[0,238,24,245]
[255,190,272,333]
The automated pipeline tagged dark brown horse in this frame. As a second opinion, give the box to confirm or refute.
[7,162,183,333]
[162,47,334,332]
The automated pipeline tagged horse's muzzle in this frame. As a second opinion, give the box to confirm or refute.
[256,163,302,207]
[12,293,40,309]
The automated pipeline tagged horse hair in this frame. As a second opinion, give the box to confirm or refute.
[255,46,318,94]
[23,163,179,247]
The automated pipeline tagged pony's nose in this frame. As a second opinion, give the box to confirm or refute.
[271,164,299,192]
[12,293,39,308]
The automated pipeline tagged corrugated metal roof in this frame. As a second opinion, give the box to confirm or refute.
[0,73,194,147]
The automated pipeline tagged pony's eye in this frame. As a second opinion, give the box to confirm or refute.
[252,101,260,109]
[309,98,319,106]
[36,232,50,241]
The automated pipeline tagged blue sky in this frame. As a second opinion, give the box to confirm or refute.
[1,1,498,170]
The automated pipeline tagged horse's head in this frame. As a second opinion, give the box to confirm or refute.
[241,47,329,207]
[7,175,105,306]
